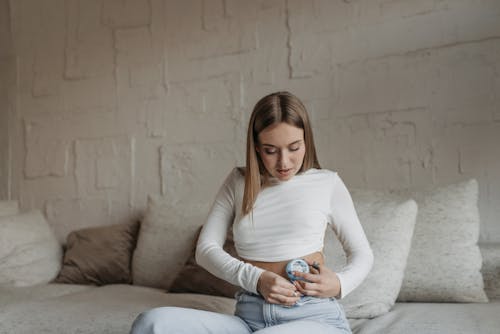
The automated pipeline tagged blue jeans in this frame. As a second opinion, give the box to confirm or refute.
[130,290,352,333]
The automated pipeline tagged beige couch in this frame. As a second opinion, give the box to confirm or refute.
[0,247,499,334]
[1,178,500,334]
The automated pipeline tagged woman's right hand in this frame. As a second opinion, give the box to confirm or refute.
[256,271,302,306]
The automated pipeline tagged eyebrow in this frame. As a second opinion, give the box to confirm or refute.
[261,140,303,148]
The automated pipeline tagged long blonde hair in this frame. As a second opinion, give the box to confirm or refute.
[242,91,321,216]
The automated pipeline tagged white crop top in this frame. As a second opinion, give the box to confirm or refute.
[195,167,374,299]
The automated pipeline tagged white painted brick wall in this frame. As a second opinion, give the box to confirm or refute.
[1,0,499,243]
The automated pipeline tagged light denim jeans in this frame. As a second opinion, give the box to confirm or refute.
[129,290,352,334]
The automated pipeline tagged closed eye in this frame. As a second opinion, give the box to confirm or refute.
[260,140,303,154]
[264,149,277,154]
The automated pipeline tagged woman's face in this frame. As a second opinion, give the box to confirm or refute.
[256,122,306,181]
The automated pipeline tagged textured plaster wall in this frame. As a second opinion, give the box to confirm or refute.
[2,0,500,243]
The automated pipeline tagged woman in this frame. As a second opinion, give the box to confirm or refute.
[130,91,374,333]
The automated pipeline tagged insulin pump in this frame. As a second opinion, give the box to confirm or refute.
[285,258,311,282]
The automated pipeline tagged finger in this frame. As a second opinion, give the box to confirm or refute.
[271,286,300,298]
[293,271,321,283]
[294,281,307,295]
[264,278,296,293]
[295,280,322,296]
[281,281,299,290]
[303,259,322,272]
[300,289,319,297]
[294,281,321,297]
[301,281,323,294]
[297,283,320,296]
[268,293,301,306]
[273,276,299,289]
[269,291,301,301]
[303,280,321,291]
[309,266,320,275]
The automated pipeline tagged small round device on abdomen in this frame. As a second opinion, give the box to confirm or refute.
[285,258,310,282]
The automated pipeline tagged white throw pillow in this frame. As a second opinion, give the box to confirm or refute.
[396,179,488,302]
[0,210,62,286]
[0,200,19,217]
[132,196,205,290]
[324,191,418,319]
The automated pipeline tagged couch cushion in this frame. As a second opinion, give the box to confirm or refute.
[395,179,488,302]
[0,284,235,334]
[0,210,62,287]
[0,200,19,217]
[0,283,94,307]
[169,227,240,298]
[349,299,500,334]
[325,192,418,318]
[55,220,140,285]
[132,196,204,290]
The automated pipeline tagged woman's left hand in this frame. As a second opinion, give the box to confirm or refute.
[292,259,341,299]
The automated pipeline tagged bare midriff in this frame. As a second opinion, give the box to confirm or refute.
[242,251,325,280]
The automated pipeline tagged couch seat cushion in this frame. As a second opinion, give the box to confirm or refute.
[349,299,500,334]
[0,283,94,308]
[0,284,236,334]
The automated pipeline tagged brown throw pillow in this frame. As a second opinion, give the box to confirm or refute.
[169,227,240,298]
[55,220,140,285]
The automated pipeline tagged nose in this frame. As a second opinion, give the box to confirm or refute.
[278,150,290,168]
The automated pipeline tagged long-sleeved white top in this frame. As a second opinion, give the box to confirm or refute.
[195,167,374,299]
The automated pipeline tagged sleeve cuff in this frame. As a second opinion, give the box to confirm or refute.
[335,272,346,299]
[247,266,266,295]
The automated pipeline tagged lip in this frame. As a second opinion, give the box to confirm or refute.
[276,168,293,177]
